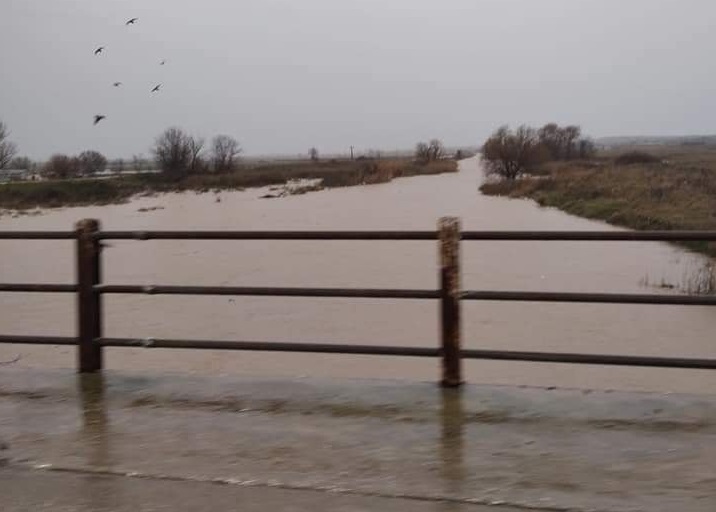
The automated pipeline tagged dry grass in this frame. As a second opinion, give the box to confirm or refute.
[480,147,716,255]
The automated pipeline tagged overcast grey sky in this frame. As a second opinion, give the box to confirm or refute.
[1,0,714,159]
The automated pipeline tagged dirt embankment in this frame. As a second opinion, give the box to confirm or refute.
[0,159,457,212]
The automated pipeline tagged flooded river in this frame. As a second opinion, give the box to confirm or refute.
[1,157,714,393]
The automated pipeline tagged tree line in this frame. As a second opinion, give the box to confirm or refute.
[152,128,241,177]
[0,118,243,179]
[482,123,596,180]
[3,116,454,181]
[414,139,445,162]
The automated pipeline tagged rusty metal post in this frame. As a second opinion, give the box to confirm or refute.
[439,217,462,387]
[76,219,103,373]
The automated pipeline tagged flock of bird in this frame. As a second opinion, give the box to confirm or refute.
[92,17,164,125]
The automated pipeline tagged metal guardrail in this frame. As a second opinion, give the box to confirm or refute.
[0,336,713,370]
[1,218,715,385]
[5,229,716,241]
[93,230,716,241]
[94,284,441,300]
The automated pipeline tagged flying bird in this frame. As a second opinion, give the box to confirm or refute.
[94,46,104,55]
[126,18,139,25]
[113,82,122,87]
[151,84,161,92]
[159,60,166,65]
[93,115,106,125]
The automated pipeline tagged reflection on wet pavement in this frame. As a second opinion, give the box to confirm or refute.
[78,374,114,511]
[1,369,714,511]
[440,388,465,490]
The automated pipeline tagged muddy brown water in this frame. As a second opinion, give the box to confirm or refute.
[1,157,714,393]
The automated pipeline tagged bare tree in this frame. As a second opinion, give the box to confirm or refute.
[428,139,445,161]
[415,139,444,162]
[78,150,108,176]
[563,125,581,160]
[212,135,241,173]
[538,123,590,161]
[537,123,563,160]
[309,147,319,161]
[152,127,193,177]
[482,125,543,180]
[0,120,18,169]
[415,142,430,161]
[43,154,79,180]
[188,136,205,174]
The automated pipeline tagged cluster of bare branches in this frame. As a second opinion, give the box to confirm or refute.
[414,139,445,162]
[482,126,540,181]
[482,123,595,180]
[0,120,18,170]
[153,127,241,176]
[536,123,595,161]
[213,135,242,172]
[42,151,108,179]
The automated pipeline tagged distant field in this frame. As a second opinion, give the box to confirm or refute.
[0,158,457,211]
[480,146,716,255]
[597,135,716,149]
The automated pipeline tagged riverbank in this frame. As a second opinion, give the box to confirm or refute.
[0,158,456,212]
[479,147,716,256]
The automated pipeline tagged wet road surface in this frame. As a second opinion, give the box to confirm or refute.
[1,369,714,511]
[0,466,529,512]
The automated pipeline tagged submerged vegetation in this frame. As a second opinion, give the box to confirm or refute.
[639,261,716,295]
[0,158,457,211]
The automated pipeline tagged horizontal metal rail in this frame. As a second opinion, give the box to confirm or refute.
[2,335,714,369]
[0,335,77,346]
[3,284,714,306]
[104,338,716,369]
[100,338,440,356]
[1,230,716,242]
[94,230,716,241]
[95,230,439,241]
[95,284,441,299]
[461,231,716,241]
[462,349,716,369]
[463,290,716,306]
[97,284,716,305]
[0,231,77,240]
[0,283,78,293]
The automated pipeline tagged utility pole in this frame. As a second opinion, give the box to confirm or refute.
[350,146,354,160]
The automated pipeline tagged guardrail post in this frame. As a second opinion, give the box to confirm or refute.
[439,217,462,387]
[76,219,103,373]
